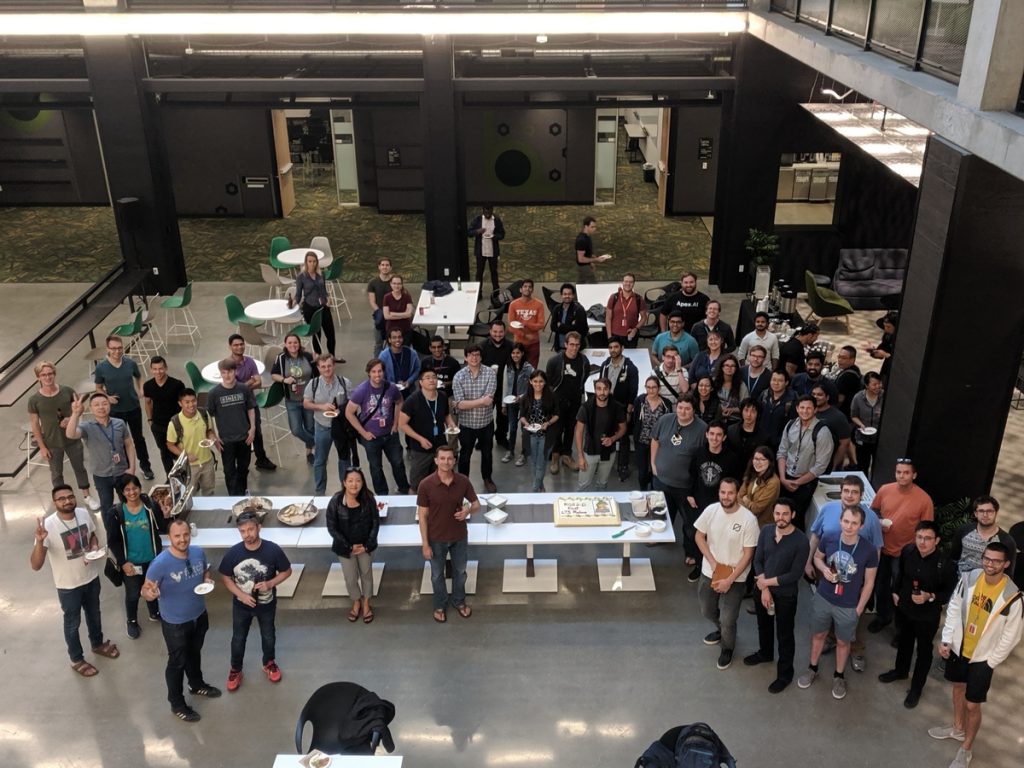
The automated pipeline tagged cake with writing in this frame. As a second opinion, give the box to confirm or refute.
[553,496,621,527]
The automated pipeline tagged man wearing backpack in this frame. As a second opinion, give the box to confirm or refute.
[777,395,834,530]
[304,354,355,495]
[605,273,646,348]
[165,388,216,496]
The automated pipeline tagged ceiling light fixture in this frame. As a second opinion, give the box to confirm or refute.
[821,87,854,101]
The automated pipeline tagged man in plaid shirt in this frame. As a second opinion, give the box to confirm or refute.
[452,344,498,493]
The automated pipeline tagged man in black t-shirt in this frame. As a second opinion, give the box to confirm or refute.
[421,335,461,398]
[831,346,863,419]
[688,421,742,513]
[574,379,627,491]
[399,370,456,492]
[142,356,185,475]
[574,216,607,284]
[778,324,819,377]
[659,272,710,332]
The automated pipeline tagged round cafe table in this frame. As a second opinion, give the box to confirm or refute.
[276,247,331,269]
[201,359,265,384]
[245,298,302,335]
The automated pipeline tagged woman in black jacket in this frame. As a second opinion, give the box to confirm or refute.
[104,473,169,638]
[326,466,381,624]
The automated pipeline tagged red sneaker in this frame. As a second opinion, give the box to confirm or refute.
[263,660,282,683]
[227,668,243,692]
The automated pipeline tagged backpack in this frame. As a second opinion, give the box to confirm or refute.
[586,303,606,322]
[170,409,211,446]
[635,723,737,768]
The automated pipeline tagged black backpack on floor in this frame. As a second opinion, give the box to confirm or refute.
[635,723,737,768]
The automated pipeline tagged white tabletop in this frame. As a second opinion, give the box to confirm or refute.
[412,281,481,328]
[202,359,265,384]
[276,247,332,268]
[583,348,653,394]
[624,123,646,138]
[246,299,303,323]
[273,756,403,768]
[574,283,620,328]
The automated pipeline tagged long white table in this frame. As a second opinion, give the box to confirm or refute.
[583,348,654,394]
[412,281,481,330]
[574,283,620,329]
[273,756,402,768]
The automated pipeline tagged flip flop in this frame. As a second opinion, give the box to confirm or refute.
[455,603,473,619]
[347,605,361,622]
[432,609,447,623]
[92,641,120,659]
[71,660,99,677]
[363,608,375,624]
[685,557,697,566]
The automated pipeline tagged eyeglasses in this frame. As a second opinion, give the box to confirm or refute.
[981,556,1006,566]
[107,346,124,352]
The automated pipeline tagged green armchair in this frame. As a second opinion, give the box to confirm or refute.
[805,270,854,330]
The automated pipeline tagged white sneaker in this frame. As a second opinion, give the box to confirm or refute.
[949,747,972,768]
[514,455,527,467]
[86,496,101,512]
[928,726,966,741]
[501,451,513,463]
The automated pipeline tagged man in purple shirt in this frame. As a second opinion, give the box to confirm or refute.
[345,358,410,495]
[228,334,276,471]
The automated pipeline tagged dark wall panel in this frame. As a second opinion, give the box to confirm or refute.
[670,104,721,215]
[369,108,424,213]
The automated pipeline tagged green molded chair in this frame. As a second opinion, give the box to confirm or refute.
[161,281,201,348]
[292,307,323,340]
[225,294,265,328]
[321,258,352,319]
[256,381,288,464]
[109,310,153,365]
[804,270,854,331]
[185,360,214,395]
[269,236,292,272]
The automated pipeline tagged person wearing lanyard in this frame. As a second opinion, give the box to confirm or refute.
[379,327,420,393]
[65,392,137,518]
[399,369,457,493]
[776,396,833,530]
[799,505,878,700]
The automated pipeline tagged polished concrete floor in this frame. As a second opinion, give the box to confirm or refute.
[2,282,1022,768]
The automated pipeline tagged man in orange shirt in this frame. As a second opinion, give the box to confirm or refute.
[869,457,934,633]
[507,279,546,368]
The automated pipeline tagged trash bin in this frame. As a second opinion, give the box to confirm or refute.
[642,163,655,183]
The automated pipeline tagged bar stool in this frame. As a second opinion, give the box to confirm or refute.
[162,282,201,350]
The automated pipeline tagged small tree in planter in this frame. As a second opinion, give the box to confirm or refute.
[744,228,780,293]
[934,497,974,557]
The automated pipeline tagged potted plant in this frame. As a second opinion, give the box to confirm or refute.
[744,228,779,295]
[934,497,974,556]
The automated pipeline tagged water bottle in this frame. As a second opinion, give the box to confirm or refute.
[767,600,776,616]
[457,276,463,292]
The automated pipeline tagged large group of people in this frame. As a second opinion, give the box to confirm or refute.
[26,261,1024,767]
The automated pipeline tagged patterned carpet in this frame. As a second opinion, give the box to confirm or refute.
[1,126,711,284]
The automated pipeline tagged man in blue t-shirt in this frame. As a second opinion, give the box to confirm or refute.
[218,511,292,693]
[798,506,878,701]
[142,519,220,723]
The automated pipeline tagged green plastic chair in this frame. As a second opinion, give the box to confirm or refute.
[225,294,265,328]
[161,282,201,348]
[256,380,286,409]
[292,307,323,340]
[109,309,143,339]
[269,236,292,272]
[256,381,288,464]
[185,360,214,394]
[321,259,351,319]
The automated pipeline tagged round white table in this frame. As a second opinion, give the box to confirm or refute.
[275,247,331,268]
[201,359,265,384]
[244,298,302,336]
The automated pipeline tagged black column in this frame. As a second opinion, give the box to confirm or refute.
[874,136,1024,501]
[83,37,186,295]
[421,35,466,281]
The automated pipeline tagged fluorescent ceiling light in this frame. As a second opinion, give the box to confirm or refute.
[835,125,876,137]
[857,143,906,157]
[0,12,747,37]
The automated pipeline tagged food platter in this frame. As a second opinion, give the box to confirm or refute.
[278,502,318,526]
[232,496,272,519]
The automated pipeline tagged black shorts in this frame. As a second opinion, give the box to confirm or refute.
[943,653,994,703]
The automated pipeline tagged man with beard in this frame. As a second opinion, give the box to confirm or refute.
[421,336,461,398]
[219,511,292,693]
[792,351,838,402]
[737,312,780,368]
[659,272,709,332]
[574,378,627,491]
[690,300,735,353]
[550,283,589,352]
[599,338,639,480]
[480,320,513,450]
[545,331,588,475]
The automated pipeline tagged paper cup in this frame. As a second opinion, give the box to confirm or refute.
[629,491,648,518]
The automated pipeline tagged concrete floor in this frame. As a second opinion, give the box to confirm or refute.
[2,282,1022,768]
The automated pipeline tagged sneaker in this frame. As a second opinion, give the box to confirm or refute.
[126,620,141,640]
[255,458,277,471]
[188,683,222,698]
[227,669,243,692]
[904,689,922,709]
[483,479,498,494]
[743,652,772,666]
[86,496,101,512]
[768,678,790,694]
[831,676,848,700]
[173,706,201,723]
[148,612,161,623]
[549,456,560,475]
[878,670,908,683]
[703,630,721,646]
[687,565,701,584]
[141,468,155,481]
[949,747,972,768]
[868,618,891,633]
[797,668,818,689]
[928,726,966,741]
[717,649,733,670]
[263,660,282,683]
[501,451,513,463]
[514,455,526,467]
[850,655,866,673]
[561,454,576,471]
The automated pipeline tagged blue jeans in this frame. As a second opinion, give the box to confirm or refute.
[161,611,209,709]
[285,398,315,449]
[429,539,468,611]
[506,404,527,455]
[93,473,122,519]
[230,600,277,670]
[313,422,349,494]
[122,561,160,623]
[528,432,547,491]
[359,432,409,495]
[56,577,103,663]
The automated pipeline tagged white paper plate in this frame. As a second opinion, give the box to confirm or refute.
[524,423,542,433]
[198,438,215,448]
[445,427,461,435]
[509,321,523,329]
[84,548,106,561]
[502,395,517,405]
[323,411,339,419]
[194,582,214,595]
[634,525,652,538]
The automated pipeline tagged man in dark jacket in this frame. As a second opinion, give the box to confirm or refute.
[545,331,587,474]
[599,338,639,481]
[550,283,589,352]
[480,320,513,449]
[574,378,627,491]
[468,205,505,293]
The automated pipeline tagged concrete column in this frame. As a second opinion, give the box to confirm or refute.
[957,0,1024,111]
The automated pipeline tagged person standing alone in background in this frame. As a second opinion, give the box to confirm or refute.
[468,205,505,294]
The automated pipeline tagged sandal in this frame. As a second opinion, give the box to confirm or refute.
[685,557,696,566]
[432,608,447,623]
[92,641,120,659]
[363,608,375,624]
[71,660,99,677]
[455,603,473,619]
[347,604,361,622]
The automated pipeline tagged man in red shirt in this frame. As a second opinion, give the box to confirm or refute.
[604,273,647,348]
[507,279,546,368]
[869,458,934,633]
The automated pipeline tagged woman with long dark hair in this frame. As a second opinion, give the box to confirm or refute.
[502,342,534,466]
[105,473,169,638]
[712,354,748,423]
[326,466,380,623]
[270,333,316,464]
[519,370,559,492]
[633,376,669,491]
[738,446,782,527]
[693,376,722,424]
[294,251,337,358]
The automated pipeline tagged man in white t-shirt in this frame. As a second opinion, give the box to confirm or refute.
[694,477,759,670]
[30,485,119,677]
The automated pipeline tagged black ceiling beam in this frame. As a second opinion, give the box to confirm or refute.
[452,75,735,92]
[141,77,425,94]
[0,78,91,92]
